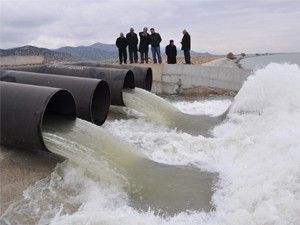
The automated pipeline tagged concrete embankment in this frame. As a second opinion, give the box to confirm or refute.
[0,56,44,66]
[137,60,251,96]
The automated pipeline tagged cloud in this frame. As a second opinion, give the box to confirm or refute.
[0,0,299,54]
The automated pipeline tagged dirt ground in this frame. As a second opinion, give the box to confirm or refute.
[0,146,64,214]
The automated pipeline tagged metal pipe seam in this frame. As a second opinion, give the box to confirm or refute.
[0,81,76,152]
[6,65,135,106]
[0,70,110,125]
[70,62,153,91]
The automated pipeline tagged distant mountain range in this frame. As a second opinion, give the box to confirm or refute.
[0,42,211,62]
[0,45,78,62]
[55,42,118,60]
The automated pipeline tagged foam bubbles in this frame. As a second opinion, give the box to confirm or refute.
[230,63,300,114]
[173,99,231,116]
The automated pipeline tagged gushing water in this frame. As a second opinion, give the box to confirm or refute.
[42,116,216,216]
[123,88,226,136]
[1,63,299,225]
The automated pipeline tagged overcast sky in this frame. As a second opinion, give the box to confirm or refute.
[1,0,300,54]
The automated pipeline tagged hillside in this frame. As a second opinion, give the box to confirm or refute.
[0,45,78,62]
[55,43,118,60]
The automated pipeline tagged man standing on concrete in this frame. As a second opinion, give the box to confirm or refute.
[115,32,128,64]
[149,28,162,64]
[139,27,150,64]
[126,27,139,63]
[165,40,177,64]
[181,29,191,64]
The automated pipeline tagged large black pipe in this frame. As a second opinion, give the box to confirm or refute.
[7,65,135,106]
[0,81,76,151]
[71,62,153,91]
[0,70,110,125]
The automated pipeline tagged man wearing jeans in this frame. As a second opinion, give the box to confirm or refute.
[149,28,162,64]
[181,29,191,64]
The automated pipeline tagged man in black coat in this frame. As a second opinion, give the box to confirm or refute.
[181,29,191,64]
[126,27,138,63]
[165,40,177,64]
[139,27,150,63]
[115,32,128,64]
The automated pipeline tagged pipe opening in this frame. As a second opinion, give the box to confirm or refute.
[91,80,110,125]
[44,90,76,118]
[123,70,135,89]
[41,90,76,151]
[42,90,75,130]
[145,68,153,91]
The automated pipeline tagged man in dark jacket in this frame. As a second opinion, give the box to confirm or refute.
[126,27,138,63]
[181,29,191,64]
[165,40,177,64]
[149,28,162,64]
[115,32,128,64]
[139,27,150,63]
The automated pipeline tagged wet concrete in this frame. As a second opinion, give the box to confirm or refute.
[0,146,63,214]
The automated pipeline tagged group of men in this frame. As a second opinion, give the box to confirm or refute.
[116,27,191,65]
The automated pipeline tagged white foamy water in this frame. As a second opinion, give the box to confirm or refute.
[173,100,231,116]
[1,63,300,225]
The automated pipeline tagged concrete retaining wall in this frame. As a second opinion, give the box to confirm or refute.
[152,64,252,95]
[0,56,44,66]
